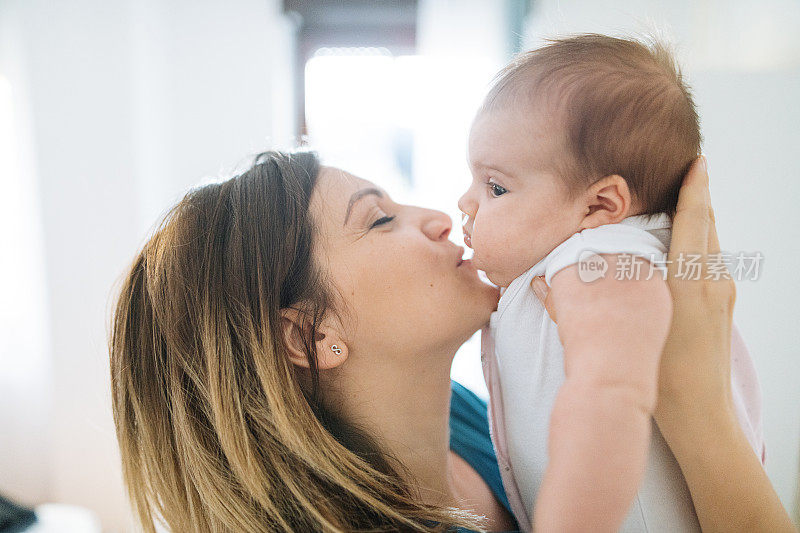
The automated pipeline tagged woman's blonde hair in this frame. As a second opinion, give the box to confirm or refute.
[109,151,485,532]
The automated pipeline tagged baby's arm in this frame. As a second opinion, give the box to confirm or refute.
[532,253,672,533]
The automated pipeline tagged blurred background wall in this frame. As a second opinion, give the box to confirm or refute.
[0,0,797,530]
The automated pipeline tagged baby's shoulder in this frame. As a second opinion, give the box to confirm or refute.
[542,222,669,286]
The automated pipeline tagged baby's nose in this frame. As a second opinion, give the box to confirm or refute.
[457,193,472,218]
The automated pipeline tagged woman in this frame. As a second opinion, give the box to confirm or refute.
[109,151,794,532]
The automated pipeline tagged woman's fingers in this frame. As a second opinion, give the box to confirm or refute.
[669,156,711,275]
[531,276,557,323]
[707,200,723,257]
[706,201,735,284]
[656,153,737,412]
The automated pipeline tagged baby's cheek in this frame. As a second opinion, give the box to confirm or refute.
[472,243,509,281]
[470,232,496,266]
[482,229,515,261]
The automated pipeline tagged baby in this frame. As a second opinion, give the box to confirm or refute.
[458,34,765,532]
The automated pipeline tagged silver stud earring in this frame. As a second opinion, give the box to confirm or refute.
[330,345,342,355]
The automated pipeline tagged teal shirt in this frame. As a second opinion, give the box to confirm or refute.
[449,381,520,533]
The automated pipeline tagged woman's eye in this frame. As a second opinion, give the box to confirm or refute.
[487,181,508,197]
[370,215,395,229]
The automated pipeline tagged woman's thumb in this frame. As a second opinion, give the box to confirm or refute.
[531,276,556,323]
[531,276,548,301]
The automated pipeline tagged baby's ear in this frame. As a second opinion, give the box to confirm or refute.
[579,174,633,230]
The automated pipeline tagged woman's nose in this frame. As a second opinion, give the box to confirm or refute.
[422,210,452,241]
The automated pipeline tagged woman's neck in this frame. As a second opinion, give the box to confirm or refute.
[329,345,458,506]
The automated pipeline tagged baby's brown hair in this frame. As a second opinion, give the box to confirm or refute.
[482,33,702,217]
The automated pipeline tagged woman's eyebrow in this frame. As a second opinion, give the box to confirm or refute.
[343,188,384,226]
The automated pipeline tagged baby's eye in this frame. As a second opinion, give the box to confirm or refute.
[487,181,508,197]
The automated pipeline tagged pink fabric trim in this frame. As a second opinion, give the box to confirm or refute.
[481,326,532,532]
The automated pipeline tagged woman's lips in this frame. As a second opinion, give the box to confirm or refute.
[455,246,466,267]
[456,245,475,269]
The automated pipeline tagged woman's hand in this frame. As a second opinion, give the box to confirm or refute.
[654,155,736,422]
[655,156,794,532]
[530,156,736,420]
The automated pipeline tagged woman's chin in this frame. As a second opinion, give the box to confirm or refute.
[473,282,501,322]
[484,282,501,309]
[453,262,501,323]
[473,268,501,306]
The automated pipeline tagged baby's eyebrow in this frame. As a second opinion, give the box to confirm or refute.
[343,188,384,226]
[476,162,517,180]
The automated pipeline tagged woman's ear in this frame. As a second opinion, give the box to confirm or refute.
[579,174,634,230]
[279,307,348,370]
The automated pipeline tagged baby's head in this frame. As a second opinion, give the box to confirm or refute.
[459,33,702,287]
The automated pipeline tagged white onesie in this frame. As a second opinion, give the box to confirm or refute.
[487,212,765,532]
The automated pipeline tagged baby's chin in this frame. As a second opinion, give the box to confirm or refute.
[474,260,514,288]
[473,255,534,288]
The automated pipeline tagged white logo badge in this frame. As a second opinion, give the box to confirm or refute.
[577,251,608,282]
